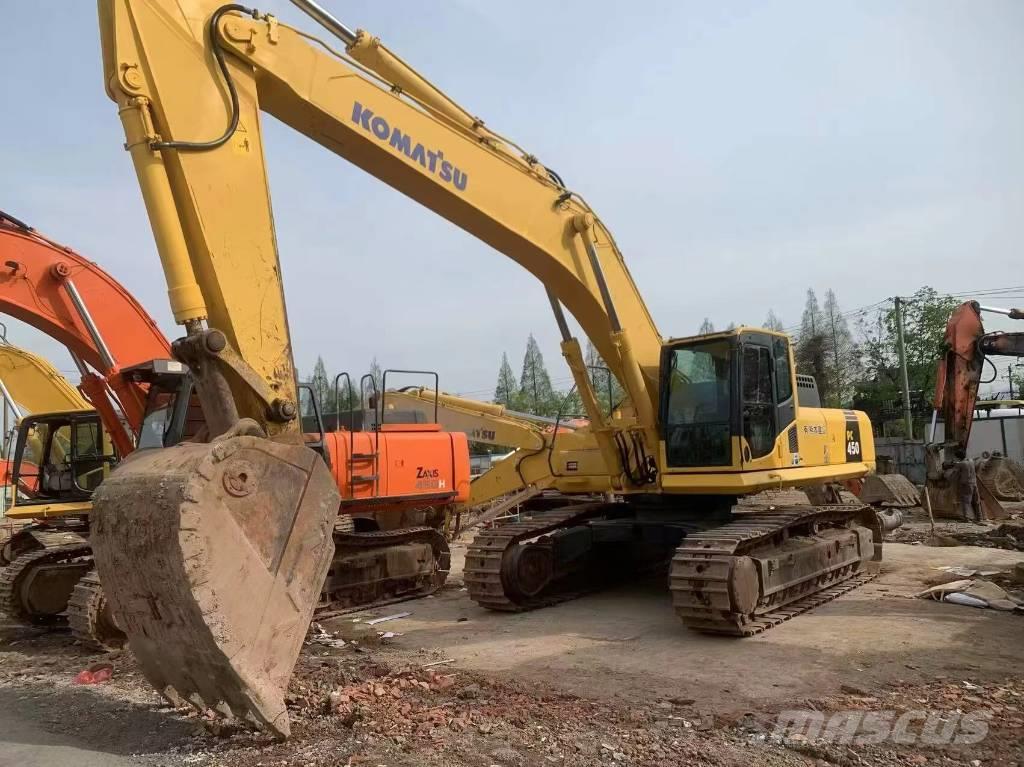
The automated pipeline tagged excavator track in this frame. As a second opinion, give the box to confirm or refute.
[670,505,881,636]
[0,544,92,624]
[320,526,451,613]
[464,503,611,611]
[68,569,126,651]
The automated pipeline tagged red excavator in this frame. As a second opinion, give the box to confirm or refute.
[926,300,1024,519]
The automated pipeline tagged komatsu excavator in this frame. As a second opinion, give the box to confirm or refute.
[926,301,1024,519]
[385,385,914,532]
[94,0,883,736]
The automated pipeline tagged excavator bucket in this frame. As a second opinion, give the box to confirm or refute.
[976,455,1024,501]
[91,435,338,738]
[925,476,1010,522]
[857,474,921,508]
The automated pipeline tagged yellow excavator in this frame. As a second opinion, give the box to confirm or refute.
[93,0,883,737]
[0,341,96,521]
[0,343,121,639]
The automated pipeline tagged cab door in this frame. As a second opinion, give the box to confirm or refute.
[740,341,776,464]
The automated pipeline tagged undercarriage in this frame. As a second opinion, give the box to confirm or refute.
[465,498,882,634]
[0,516,451,649]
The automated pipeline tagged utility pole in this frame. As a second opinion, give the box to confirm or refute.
[894,296,913,440]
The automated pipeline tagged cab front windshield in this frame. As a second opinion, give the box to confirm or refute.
[138,389,177,449]
[664,339,733,467]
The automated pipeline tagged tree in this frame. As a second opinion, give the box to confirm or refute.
[494,353,518,407]
[698,318,715,335]
[557,387,585,419]
[309,355,334,413]
[584,339,624,415]
[855,288,960,425]
[795,289,833,405]
[822,289,860,407]
[763,309,785,332]
[518,334,559,416]
[363,357,383,406]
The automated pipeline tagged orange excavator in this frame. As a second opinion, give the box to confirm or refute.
[0,210,471,643]
[926,300,1024,519]
[0,210,182,642]
[0,210,173,454]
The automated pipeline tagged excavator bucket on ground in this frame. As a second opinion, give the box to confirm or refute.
[977,455,1024,501]
[91,434,338,738]
[925,476,1010,522]
[857,474,921,508]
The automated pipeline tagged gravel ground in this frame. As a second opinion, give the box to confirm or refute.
[1,623,1022,767]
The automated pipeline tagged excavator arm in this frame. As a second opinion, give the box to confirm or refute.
[99,0,660,484]
[381,387,612,512]
[927,300,1024,518]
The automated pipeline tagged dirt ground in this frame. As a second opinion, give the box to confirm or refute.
[1,527,1022,766]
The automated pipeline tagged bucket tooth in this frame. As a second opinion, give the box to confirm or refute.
[91,435,338,739]
[161,686,184,708]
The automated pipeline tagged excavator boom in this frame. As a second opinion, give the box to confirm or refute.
[381,386,612,515]
[0,344,92,416]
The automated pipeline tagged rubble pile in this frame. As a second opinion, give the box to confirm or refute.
[888,518,1024,550]
[186,650,817,767]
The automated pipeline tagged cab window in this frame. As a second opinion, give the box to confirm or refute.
[664,340,732,467]
[742,345,775,459]
[773,337,793,402]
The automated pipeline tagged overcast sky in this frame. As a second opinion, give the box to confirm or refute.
[1,1,1021,398]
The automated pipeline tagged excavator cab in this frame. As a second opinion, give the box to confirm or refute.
[661,329,796,470]
[10,411,117,509]
[127,359,205,448]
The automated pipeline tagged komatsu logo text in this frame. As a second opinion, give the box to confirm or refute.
[351,102,468,192]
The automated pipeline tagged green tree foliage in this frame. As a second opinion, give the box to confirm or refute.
[494,352,519,408]
[518,333,560,416]
[855,288,960,420]
[584,339,624,415]
[698,318,715,335]
[822,289,861,407]
[795,289,834,406]
[309,356,334,413]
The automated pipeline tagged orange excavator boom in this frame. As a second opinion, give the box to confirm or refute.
[0,210,172,454]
